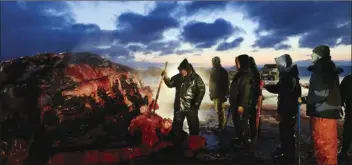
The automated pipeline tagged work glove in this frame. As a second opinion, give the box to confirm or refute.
[209,94,214,101]
[161,70,167,77]
[191,103,200,111]
[301,96,308,104]
[237,106,244,115]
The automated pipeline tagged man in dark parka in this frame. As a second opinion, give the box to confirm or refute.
[162,59,206,139]
[264,54,301,164]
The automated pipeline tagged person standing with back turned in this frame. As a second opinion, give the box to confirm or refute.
[209,56,229,132]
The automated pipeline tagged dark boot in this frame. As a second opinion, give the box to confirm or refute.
[272,146,284,164]
[276,116,296,164]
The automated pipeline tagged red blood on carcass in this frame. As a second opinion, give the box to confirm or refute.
[160,118,172,135]
[47,154,64,165]
[2,53,176,164]
[7,139,28,165]
[153,141,173,152]
[100,152,118,164]
[47,152,84,165]
[187,135,206,151]
[119,147,142,161]
[83,150,99,164]
[129,114,168,148]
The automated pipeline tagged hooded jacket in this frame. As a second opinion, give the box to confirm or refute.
[229,54,255,113]
[209,60,229,101]
[306,46,343,119]
[265,54,301,117]
[164,59,206,112]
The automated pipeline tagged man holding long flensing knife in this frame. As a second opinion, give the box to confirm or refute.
[161,59,206,143]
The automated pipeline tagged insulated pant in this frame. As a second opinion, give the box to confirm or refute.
[279,115,296,161]
[172,110,200,136]
[213,99,226,129]
[341,110,351,154]
[311,117,338,165]
[232,108,254,151]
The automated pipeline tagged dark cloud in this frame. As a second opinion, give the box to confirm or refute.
[127,45,143,52]
[144,41,180,56]
[0,1,182,60]
[216,37,244,51]
[252,35,287,48]
[175,49,195,55]
[182,19,240,48]
[149,2,179,16]
[195,41,217,49]
[274,44,292,50]
[184,1,228,16]
[0,2,121,60]
[115,2,180,45]
[237,1,351,49]
[299,22,351,48]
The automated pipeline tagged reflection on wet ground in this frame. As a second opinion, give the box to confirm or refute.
[133,109,323,165]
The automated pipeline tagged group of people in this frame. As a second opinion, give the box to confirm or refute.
[161,45,351,165]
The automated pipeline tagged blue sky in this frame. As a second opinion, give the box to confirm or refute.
[1,1,351,68]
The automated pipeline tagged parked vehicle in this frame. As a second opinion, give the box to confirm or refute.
[260,64,279,83]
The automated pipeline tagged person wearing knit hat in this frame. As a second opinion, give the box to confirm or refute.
[209,56,229,132]
[161,58,205,143]
[312,45,330,61]
[302,45,344,165]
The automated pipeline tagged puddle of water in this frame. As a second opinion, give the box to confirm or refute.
[200,133,219,150]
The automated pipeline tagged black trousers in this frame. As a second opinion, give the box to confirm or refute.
[172,110,200,136]
[279,115,296,160]
[232,109,255,151]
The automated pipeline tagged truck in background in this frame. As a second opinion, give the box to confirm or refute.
[260,64,279,84]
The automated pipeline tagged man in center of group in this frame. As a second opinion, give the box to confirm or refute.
[209,56,229,131]
[162,59,206,143]
[229,54,256,155]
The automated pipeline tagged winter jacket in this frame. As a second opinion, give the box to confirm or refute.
[164,59,206,112]
[341,74,352,121]
[265,54,301,117]
[306,57,343,119]
[229,55,255,114]
[209,64,229,101]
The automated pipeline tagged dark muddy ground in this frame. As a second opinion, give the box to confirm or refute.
[131,108,327,165]
[39,104,347,165]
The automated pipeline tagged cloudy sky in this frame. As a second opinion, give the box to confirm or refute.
[1,1,351,68]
